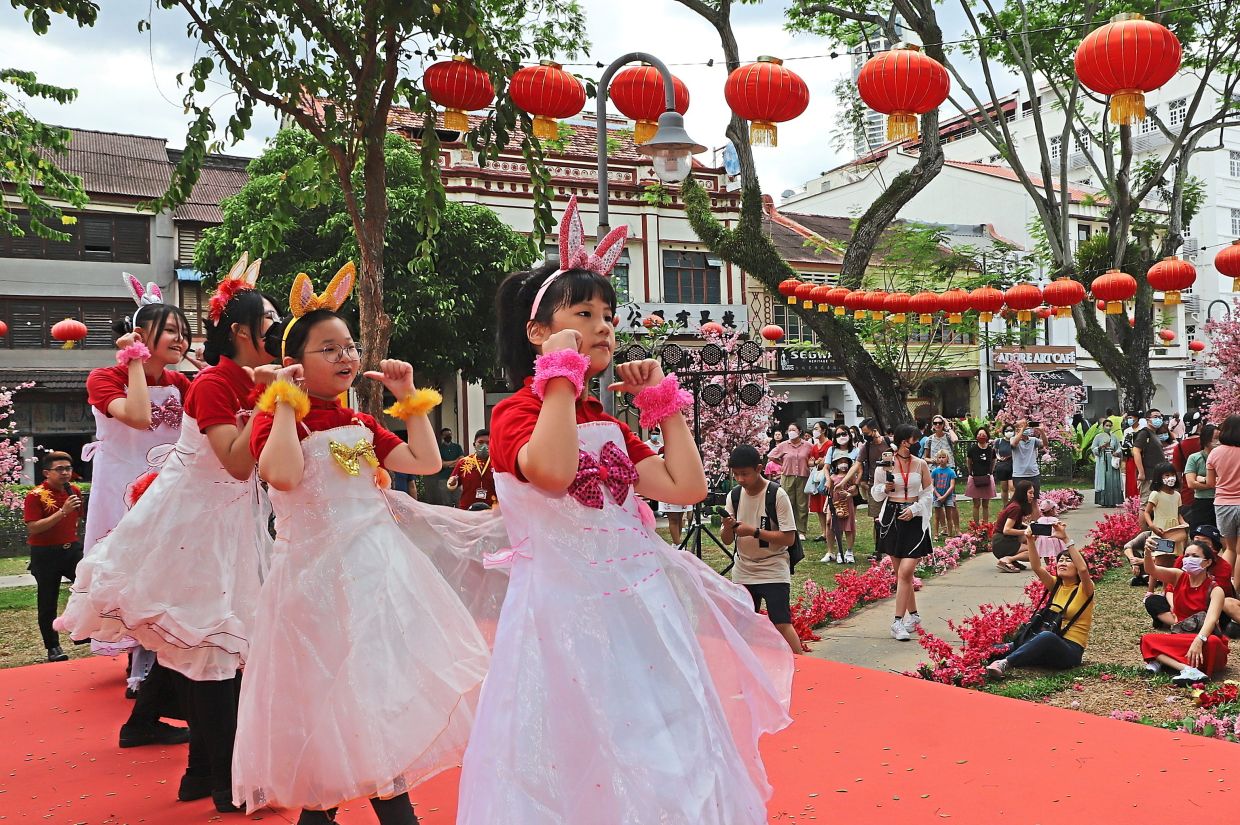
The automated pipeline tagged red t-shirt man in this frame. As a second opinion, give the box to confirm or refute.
[450,451,498,509]
[23,482,84,546]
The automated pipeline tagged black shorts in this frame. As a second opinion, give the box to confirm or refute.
[744,582,792,625]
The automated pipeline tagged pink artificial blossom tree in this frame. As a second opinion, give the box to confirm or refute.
[992,360,1083,446]
[1204,303,1240,423]
[0,383,34,510]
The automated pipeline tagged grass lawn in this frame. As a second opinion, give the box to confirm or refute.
[0,585,93,669]
[0,555,30,577]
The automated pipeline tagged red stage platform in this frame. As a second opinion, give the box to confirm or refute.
[1,655,1234,824]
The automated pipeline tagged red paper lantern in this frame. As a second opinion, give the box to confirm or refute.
[1189,340,1206,354]
[856,44,951,142]
[724,56,810,147]
[884,292,913,323]
[1074,13,1182,126]
[51,317,87,349]
[824,286,852,316]
[1095,299,1107,312]
[795,281,818,309]
[1092,269,1138,314]
[423,56,496,132]
[610,65,690,145]
[1042,277,1087,318]
[939,288,971,323]
[1004,283,1043,322]
[0,319,7,336]
[1215,240,1240,293]
[1146,257,1196,305]
[509,60,586,140]
[778,278,802,305]
[760,324,785,345]
[864,290,890,320]
[1035,306,1055,320]
[810,284,834,312]
[700,321,725,337]
[909,291,941,324]
[844,290,869,320]
[1158,328,1176,343]
[969,286,1005,323]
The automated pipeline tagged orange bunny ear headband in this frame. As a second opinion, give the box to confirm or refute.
[207,253,262,323]
[280,261,357,358]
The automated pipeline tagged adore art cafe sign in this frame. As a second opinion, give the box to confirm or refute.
[992,346,1078,371]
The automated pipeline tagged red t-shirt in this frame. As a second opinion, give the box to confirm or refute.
[86,364,192,416]
[1172,435,1201,508]
[450,453,498,509]
[1174,554,1235,598]
[23,484,83,546]
[184,357,260,432]
[489,379,655,481]
[250,395,405,464]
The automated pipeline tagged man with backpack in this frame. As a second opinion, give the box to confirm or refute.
[721,444,805,654]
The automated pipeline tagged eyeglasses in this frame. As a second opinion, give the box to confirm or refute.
[263,310,282,323]
[47,466,73,473]
[309,344,363,363]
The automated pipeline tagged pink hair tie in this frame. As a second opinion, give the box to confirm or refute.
[115,341,151,366]
[633,374,692,429]
[532,350,590,400]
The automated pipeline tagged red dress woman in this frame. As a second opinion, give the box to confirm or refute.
[1139,542,1228,684]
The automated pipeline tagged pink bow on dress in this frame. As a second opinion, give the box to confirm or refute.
[149,397,183,430]
[568,442,638,509]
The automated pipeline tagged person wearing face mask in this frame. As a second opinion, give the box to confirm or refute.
[872,424,934,641]
[768,423,815,539]
[986,521,1094,679]
[1009,418,1046,497]
[1132,409,1173,503]
[1141,462,1188,561]
[1205,415,1240,566]
[805,425,831,543]
[1092,419,1124,507]
[925,416,958,470]
[1139,540,1229,685]
[447,429,498,511]
[965,428,997,525]
[994,426,1015,505]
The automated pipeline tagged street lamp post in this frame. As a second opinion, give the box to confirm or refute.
[595,53,706,414]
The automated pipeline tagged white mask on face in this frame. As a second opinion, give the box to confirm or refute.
[1162,476,1177,487]
[788,429,800,439]
[1181,556,1207,575]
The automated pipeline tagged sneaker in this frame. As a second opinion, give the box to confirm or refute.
[119,721,191,748]
[46,646,68,663]
[819,553,833,563]
[1144,662,1162,674]
[812,535,826,543]
[178,773,212,802]
[799,533,808,542]
[1172,667,1208,686]
[986,659,1009,680]
[844,551,855,564]
[890,618,911,641]
[903,613,922,632]
[835,552,845,564]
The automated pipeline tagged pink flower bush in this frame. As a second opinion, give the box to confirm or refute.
[790,558,899,641]
[993,360,1083,446]
[1039,488,1083,513]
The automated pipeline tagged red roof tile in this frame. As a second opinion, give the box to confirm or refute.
[167,152,249,224]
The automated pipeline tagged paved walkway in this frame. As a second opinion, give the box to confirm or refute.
[806,500,1107,674]
[0,573,34,589]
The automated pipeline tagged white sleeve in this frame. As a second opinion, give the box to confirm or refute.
[873,466,890,502]
[910,462,935,519]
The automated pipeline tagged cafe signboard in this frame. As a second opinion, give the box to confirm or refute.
[992,346,1077,372]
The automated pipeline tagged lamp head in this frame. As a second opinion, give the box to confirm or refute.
[638,111,706,184]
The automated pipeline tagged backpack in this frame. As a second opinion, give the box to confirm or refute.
[729,482,805,573]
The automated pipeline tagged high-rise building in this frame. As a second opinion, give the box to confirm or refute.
[849,27,903,157]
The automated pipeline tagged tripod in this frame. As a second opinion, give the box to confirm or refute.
[677,474,734,574]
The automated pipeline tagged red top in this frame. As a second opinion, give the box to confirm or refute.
[86,364,192,416]
[994,501,1029,534]
[23,484,83,546]
[1171,567,1220,622]
[450,453,497,509]
[489,380,655,481]
[184,357,259,432]
[1172,435,1200,508]
[250,395,405,463]
[1174,554,1235,599]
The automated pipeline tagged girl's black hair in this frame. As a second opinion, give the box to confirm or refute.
[495,261,617,390]
[1149,461,1178,492]
[202,290,278,366]
[1012,479,1036,517]
[1185,540,1217,564]
[113,304,192,352]
[1219,415,1240,448]
[278,308,344,360]
[892,423,921,450]
[1199,422,1217,448]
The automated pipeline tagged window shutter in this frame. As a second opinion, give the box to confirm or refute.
[81,216,113,261]
[112,216,149,263]
[7,301,46,347]
[181,282,205,338]
[177,225,202,266]
[9,215,42,259]
[81,302,124,349]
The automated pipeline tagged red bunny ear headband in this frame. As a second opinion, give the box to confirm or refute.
[208,253,262,323]
[528,195,629,321]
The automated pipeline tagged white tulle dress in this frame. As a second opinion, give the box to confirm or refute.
[57,415,272,681]
[456,421,795,825]
[232,424,509,813]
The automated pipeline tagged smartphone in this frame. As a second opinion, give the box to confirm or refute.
[1031,522,1053,537]
[713,505,731,519]
[1155,538,1177,556]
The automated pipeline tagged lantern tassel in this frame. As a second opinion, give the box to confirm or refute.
[443,109,469,132]
[817,304,829,313]
[750,121,778,147]
[1110,90,1146,126]
[834,307,846,317]
[634,120,657,145]
[786,296,797,305]
[803,300,814,309]
[1018,310,1032,322]
[1163,290,1181,306]
[854,310,866,320]
[532,115,560,140]
[893,313,907,323]
[949,312,963,324]
[61,340,75,350]
[1234,277,1240,293]
[979,312,993,323]
[1055,307,1072,318]
[919,313,933,324]
[1106,301,1123,315]
[886,112,919,141]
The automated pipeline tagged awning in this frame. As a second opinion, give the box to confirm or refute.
[1038,370,1083,387]
[176,267,204,282]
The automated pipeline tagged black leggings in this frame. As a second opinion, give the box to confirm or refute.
[297,793,419,824]
[126,659,184,726]
[177,673,242,793]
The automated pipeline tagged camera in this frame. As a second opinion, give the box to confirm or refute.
[1031,522,1053,537]
[875,451,895,469]
[1028,420,1041,427]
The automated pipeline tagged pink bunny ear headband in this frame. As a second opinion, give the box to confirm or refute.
[122,272,163,328]
[528,195,629,321]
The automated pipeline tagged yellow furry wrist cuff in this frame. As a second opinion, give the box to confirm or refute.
[257,380,311,421]
[385,388,442,418]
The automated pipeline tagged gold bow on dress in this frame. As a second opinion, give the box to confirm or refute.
[329,439,379,476]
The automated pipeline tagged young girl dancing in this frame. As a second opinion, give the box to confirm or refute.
[233,264,499,825]
[59,256,278,812]
[81,274,193,746]
[457,197,794,825]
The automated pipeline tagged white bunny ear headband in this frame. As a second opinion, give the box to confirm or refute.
[528,195,629,321]
[122,272,163,328]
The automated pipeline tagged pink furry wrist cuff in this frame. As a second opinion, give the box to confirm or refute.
[532,350,590,399]
[633,374,692,429]
[116,342,151,366]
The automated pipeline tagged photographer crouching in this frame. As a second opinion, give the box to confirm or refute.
[721,445,806,655]
[873,424,934,642]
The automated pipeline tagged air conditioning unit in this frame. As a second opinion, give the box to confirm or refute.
[1183,237,1200,258]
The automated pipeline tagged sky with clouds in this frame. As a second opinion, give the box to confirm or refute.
[0,1,1015,203]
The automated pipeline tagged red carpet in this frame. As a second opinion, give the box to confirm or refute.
[1,654,1235,824]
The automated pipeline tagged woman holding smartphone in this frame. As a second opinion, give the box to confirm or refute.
[873,424,934,642]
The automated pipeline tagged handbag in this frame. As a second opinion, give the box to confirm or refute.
[1111,455,1122,470]
[805,469,827,496]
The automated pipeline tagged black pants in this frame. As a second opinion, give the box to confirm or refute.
[298,792,419,824]
[177,672,241,792]
[28,542,82,649]
[126,660,185,726]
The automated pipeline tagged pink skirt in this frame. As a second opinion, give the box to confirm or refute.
[966,475,996,500]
